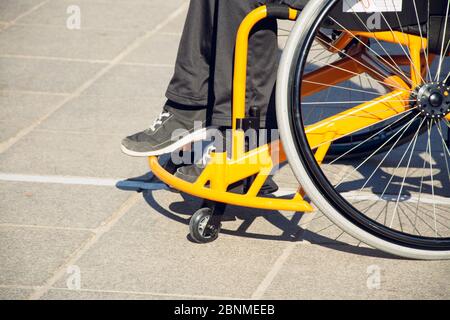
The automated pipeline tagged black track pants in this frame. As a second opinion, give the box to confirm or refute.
[165,0,307,128]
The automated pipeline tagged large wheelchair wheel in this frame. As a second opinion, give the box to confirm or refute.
[277,0,450,259]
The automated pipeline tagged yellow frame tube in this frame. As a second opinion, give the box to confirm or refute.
[148,155,313,212]
[305,90,411,149]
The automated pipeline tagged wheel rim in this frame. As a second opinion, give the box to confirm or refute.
[289,0,450,250]
[198,216,211,238]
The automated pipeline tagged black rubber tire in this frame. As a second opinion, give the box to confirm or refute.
[189,208,220,243]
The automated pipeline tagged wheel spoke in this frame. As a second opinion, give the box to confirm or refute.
[435,0,450,82]
[301,99,414,105]
[360,117,426,202]
[371,0,427,86]
[309,56,411,92]
[314,35,412,89]
[302,80,382,96]
[335,113,420,188]
[427,121,438,236]
[389,117,425,228]
[328,110,415,165]
[412,138,429,235]
[331,4,413,84]
[412,0,433,81]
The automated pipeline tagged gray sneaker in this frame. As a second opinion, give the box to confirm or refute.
[174,143,216,183]
[174,130,279,194]
[121,108,206,157]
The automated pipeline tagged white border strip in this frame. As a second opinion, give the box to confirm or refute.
[0,173,120,186]
[0,172,448,205]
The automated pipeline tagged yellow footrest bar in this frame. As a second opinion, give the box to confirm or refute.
[148,142,314,213]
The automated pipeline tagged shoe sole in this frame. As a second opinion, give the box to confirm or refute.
[121,127,208,157]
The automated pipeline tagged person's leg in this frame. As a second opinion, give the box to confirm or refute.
[210,0,309,127]
[175,0,281,183]
[175,0,309,183]
[165,0,216,109]
[210,0,279,128]
[122,0,290,157]
[121,0,217,157]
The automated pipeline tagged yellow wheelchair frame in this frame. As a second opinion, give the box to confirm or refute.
[148,5,448,218]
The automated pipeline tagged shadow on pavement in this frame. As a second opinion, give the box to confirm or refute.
[141,189,401,260]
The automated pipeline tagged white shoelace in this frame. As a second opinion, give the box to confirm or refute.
[148,111,170,131]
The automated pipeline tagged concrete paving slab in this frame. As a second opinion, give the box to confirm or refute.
[123,33,181,66]
[0,130,149,178]
[52,209,289,298]
[0,57,106,94]
[219,205,308,242]
[160,7,188,34]
[41,288,204,300]
[262,243,450,299]
[114,190,308,243]
[0,123,29,143]
[272,164,298,189]
[81,64,171,98]
[0,0,44,22]
[0,181,130,229]
[0,25,142,60]
[0,226,92,286]
[302,212,363,247]
[0,91,65,142]
[18,0,187,31]
[0,287,33,300]
[38,95,165,136]
[112,190,200,235]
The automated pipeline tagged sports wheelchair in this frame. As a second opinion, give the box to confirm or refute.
[148,0,450,260]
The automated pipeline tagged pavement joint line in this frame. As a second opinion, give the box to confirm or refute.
[0,1,190,155]
[0,223,94,233]
[0,54,111,64]
[0,54,175,68]
[250,211,318,299]
[0,284,41,291]
[120,61,175,68]
[7,22,168,34]
[159,32,182,36]
[1,0,50,31]
[47,287,242,300]
[250,242,298,299]
[0,89,70,97]
[27,192,141,300]
[33,128,133,136]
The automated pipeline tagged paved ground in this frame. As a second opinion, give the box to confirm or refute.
[0,0,449,300]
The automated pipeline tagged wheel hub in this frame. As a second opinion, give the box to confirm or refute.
[414,82,450,119]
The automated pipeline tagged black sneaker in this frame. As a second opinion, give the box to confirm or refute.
[175,160,279,195]
[174,143,216,183]
[174,131,279,195]
[121,108,206,157]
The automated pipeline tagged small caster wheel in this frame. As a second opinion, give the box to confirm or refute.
[189,208,221,243]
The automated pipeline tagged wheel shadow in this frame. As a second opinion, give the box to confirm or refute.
[139,188,401,260]
[334,131,450,199]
